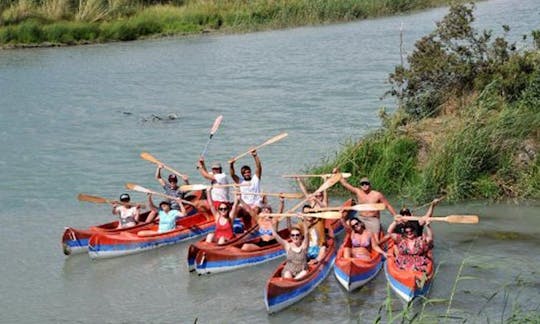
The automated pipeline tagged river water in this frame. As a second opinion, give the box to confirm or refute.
[0,0,539,323]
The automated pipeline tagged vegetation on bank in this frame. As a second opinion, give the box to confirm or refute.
[308,3,540,203]
[0,0,455,47]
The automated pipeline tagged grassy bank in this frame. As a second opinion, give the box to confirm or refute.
[308,4,540,203]
[0,0,454,47]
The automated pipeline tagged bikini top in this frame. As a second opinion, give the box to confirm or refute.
[259,228,273,236]
[351,234,370,248]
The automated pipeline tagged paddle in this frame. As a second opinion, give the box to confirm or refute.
[259,211,342,219]
[307,203,386,212]
[201,115,223,158]
[234,191,305,199]
[282,172,352,179]
[140,152,186,178]
[228,133,288,164]
[180,183,248,191]
[77,193,147,209]
[125,183,196,207]
[286,172,343,212]
[399,215,479,224]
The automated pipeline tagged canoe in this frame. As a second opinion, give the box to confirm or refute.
[383,241,434,302]
[186,224,260,272]
[62,211,155,256]
[193,211,344,275]
[62,191,202,256]
[264,236,336,314]
[333,232,383,292]
[193,227,290,275]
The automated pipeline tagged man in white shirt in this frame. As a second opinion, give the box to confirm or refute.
[230,149,262,213]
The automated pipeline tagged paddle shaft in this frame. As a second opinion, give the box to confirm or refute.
[125,183,195,207]
[77,194,147,208]
[200,115,223,157]
[235,191,304,199]
[228,133,287,164]
[140,152,186,178]
[260,211,342,219]
[400,215,479,224]
[286,173,342,212]
[308,203,386,212]
[282,173,351,179]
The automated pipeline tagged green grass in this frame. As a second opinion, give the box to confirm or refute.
[0,0,455,47]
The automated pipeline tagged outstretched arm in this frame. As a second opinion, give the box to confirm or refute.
[379,193,398,217]
[198,157,215,181]
[206,188,218,221]
[370,233,387,258]
[229,160,240,183]
[155,164,166,187]
[301,221,309,249]
[229,192,240,222]
[252,149,262,179]
[271,219,287,247]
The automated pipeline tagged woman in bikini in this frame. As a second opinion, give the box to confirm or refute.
[205,188,239,245]
[342,216,386,260]
[272,219,309,280]
[240,196,285,251]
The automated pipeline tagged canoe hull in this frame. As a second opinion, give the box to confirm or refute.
[88,207,215,259]
[333,233,383,292]
[383,243,434,302]
[264,237,336,314]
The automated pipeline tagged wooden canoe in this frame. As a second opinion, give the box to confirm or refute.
[264,236,336,313]
[62,191,202,256]
[383,241,434,302]
[333,232,383,292]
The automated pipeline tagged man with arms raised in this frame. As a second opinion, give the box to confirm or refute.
[230,149,262,214]
[334,168,397,236]
[197,158,231,209]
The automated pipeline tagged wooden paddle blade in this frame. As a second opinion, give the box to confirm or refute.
[140,152,160,164]
[77,193,111,204]
[260,211,342,219]
[313,172,342,194]
[125,183,152,194]
[180,184,209,191]
[400,215,479,224]
[229,132,288,163]
[282,173,351,179]
[210,115,223,136]
[444,215,479,224]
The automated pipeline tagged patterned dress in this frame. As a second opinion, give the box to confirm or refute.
[395,236,432,272]
[282,245,308,277]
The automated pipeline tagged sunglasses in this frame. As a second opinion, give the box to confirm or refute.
[404,228,414,233]
[218,207,229,211]
[360,181,371,186]
[352,222,363,227]
[290,233,301,238]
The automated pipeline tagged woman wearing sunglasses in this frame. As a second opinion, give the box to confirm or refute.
[272,220,309,280]
[205,188,239,245]
[342,216,386,261]
[386,198,442,271]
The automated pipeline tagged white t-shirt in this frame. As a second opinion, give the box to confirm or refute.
[211,172,230,202]
[115,205,138,227]
[240,174,262,207]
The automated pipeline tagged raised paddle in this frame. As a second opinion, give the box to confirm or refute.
[234,191,305,199]
[286,172,343,212]
[140,152,186,178]
[77,193,147,209]
[180,183,248,191]
[125,183,196,207]
[308,203,386,212]
[282,173,352,179]
[259,211,342,219]
[228,133,288,164]
[399,215,479,224]
[201,115,223,158]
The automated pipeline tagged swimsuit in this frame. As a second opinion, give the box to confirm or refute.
[215,216,234,240]
[282,245,307,277]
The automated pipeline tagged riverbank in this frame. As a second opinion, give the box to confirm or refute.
[307,3,540,203]
[0,0,455,48]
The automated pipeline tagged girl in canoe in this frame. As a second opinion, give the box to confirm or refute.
[341,216,387,261]
[272,219,309,280]
[112,193,141,229]
[240,196,285,251]
[137,194,187,236]
[386,198,442,271]
[205,188,239,245]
